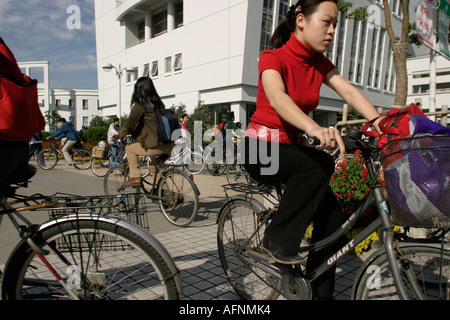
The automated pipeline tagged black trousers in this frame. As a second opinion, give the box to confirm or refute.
[243,137,345,298]
[0,141,30,186]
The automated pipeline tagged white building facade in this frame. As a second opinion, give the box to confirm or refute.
[95,0,404,128]
[407,53,450,124]
[19,61,99,131]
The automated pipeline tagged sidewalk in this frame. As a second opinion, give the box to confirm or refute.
[152,172,373,300]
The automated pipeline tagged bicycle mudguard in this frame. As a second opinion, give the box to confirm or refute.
[217,195,267,224]
[38,214,183,294]
[350,241,450,299]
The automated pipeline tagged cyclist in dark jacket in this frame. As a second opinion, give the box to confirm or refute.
[47,118,79,165]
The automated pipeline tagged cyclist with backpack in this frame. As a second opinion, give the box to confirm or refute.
[119,77,175,186]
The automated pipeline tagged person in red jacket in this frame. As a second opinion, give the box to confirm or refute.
[0,37,45,187]
[244,0,381,299]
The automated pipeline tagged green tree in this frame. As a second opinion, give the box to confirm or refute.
[90,116,108,127]
[189,101,214,134]
[45,109,60,131]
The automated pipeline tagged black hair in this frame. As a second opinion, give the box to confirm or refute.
[268,0,338,50]
[130,76,165,109]
[58,118,67,123]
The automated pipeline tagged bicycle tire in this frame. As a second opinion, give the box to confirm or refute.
[226,163,250,184]
[1,218,179,300]
[72,149,92,170]
[157,170,199,227]
[184,151,205,175]
[217,199,282,300]
[103,165,131,195]
[91,157,111,177]
[37,148,58,170]
[353,244,450,300]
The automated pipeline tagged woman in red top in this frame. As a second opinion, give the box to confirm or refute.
[244,0,381,299]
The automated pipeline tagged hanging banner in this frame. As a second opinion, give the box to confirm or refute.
[438,0,450,59]
[415,0,437,49]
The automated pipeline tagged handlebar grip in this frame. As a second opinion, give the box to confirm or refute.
[308,137,320,146]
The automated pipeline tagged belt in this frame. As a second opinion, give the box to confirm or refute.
[244,122,306,145]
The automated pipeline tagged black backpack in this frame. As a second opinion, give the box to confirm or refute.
[144,103,180,144]
[155,107,181,144]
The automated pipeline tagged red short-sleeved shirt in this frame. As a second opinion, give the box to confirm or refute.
[248,33,335,143]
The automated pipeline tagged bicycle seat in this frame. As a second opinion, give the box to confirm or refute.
[153,154,169,160]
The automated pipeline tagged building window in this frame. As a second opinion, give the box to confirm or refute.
[174,54,182,71]
[143,63,149,77]
[55,99,61,110]
[368,28,385,88]
[165,57,172,74]
[83,99,88,110]
[356,22,368,84]
[384,45,394,92]
[83,116,89,127]
[175,1,183,28]
[278,0,290,24]
[348,20,367,85]
[367,28,378,87]
[348,20,360,82]
[127,67,138,82]
[152,10,167,38]
[151,61,159,77]
[69,99,74,110]
[260,0,274,53]
[335,14,347,74]
[138,20,145,43]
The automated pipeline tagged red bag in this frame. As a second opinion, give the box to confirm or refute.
[0,38,45,142]
[361,103,426,147]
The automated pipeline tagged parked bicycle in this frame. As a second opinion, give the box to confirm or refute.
[217,129,450,300]
[91,142,127,177]
[167,139,205,175]
[91,142,153,179]
[104,155,200,227]
[0,165,182,300]
[37,140,92,170]
[204,139,238,176]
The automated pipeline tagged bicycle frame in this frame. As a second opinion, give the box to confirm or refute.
[222,145,411,299]
[1,189,183,299]
[300,147,409,299]
[0,193,81,299]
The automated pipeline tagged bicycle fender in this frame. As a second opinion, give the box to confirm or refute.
[350,241,450,299]
[39,214,183,294]
[217,196,267,223]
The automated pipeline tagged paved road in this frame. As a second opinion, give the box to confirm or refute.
[0,160,227,265]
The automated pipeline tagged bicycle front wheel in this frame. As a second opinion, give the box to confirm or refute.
[184,151,205,175]
[104,165,130,195]
[226,163,250,184]
[157,170,199,227]
[91,158,112,177]
[354,244,450,300]
[37,148,58,170]
[217,199,281,300]
[72,149,92,170]
[1,218,179,300]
